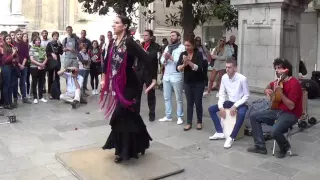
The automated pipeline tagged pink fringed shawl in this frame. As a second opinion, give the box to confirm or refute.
[100,36,135,119]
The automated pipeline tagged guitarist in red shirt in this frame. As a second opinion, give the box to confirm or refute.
[247,58,303,158]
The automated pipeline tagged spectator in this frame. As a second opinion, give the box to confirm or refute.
[29,37,48,104]
[58,67,84,109]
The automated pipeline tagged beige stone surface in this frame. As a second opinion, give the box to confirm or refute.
[55,147,184,180]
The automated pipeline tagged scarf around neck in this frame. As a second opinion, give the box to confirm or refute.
[33,46,46,60]
[100,35,135,119]
[167,42,181,55]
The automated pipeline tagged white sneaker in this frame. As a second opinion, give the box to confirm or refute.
[209,133,226,140]
[224,137,234,149]
[94,89,98,95]
[158,116,172,122]
[177,117,183,125]
[33,99,38,104]
[203,91,209,97]
[40,98,47,103]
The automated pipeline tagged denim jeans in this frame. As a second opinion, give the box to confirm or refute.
[208,101,248,139]
[19,67,28,98]
[11,66,20,99]
[2,65,13,105]
[250,110,298,151]
[184,82,205,124]
[163,79,183,119]
[79,69,89,91]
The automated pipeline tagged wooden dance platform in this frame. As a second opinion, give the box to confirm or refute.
[55,146,184,180]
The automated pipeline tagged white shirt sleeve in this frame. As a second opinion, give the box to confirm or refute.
[173,45,185,64]
[233,77,250,107]
[160,46,168,64]
[218,76,227,109]
[62,72,69,79]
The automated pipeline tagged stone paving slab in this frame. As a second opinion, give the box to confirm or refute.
[0,90,319,179]
[56,146,184,180]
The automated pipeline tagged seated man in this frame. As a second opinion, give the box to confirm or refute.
[247,58,302,158]
[57,67,84,108]
[208,59,250,148]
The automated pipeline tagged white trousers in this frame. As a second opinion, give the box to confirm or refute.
[60,89,81,103]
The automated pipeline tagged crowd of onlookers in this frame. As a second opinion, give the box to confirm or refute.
[0,26,114,109]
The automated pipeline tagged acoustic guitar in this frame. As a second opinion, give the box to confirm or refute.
[270,69,288,110]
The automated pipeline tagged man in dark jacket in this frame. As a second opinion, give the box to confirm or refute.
[134,30,159,121]
[226,35,238,60]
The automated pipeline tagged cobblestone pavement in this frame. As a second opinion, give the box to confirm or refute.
[0,90,320,180]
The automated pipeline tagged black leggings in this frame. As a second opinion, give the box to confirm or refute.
[90,67,100,90]
[30,68,46,99]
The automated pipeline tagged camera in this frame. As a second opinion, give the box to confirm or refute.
[66,69,76,73]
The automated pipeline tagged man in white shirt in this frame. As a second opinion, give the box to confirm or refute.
[58,67,84,109]
[159,31,185,125]
[208,59,250,148]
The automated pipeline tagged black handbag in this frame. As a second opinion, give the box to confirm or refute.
[47,43,58,70]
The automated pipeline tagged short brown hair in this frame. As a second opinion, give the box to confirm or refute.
[226,58,237,66]
[51,31,59,37]
[170,31,181,37]
[32,36,41,44]
[79,43,87,50]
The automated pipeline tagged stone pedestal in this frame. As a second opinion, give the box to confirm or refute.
[0,0,28,31]
[231,0,311,92]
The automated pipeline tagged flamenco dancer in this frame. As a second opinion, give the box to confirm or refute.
[100,16,154,163]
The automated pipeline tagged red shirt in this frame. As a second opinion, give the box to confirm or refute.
[143,41,150,51]
[270,77,303,118]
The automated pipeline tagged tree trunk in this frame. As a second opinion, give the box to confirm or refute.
[181,0,195,40]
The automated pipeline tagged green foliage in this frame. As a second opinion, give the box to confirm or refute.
[211,1,238,30]
[78,0,238,33]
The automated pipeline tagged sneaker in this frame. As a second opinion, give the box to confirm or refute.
[275,146,290,158]
[23,98,31,104]
[40,98,47,103]
[247,146,268,155]
[26,94,31,99]
[177,117,183,125]
[209,133,226,140]
[33,99,38,104]
[203,91,209,97]
[158,116,172,122]
[71,100,79,109]
[224,137,234,149]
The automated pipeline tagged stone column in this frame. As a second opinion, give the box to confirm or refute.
[230,0,310,92]
[11,0,22,15]
[0,0,28,31]
[0,0,11,16]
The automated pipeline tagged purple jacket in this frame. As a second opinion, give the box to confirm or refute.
[14,41,29,64]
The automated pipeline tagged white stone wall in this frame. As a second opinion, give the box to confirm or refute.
[300,11,318,78]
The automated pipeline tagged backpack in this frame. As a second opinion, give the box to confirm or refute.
[245,98,270,120]
[244,98,273,139]
[64,35,79,51]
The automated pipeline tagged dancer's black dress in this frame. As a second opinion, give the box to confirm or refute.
[102,37,152,160]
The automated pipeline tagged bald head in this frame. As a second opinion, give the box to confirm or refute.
[229,35,236,44]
